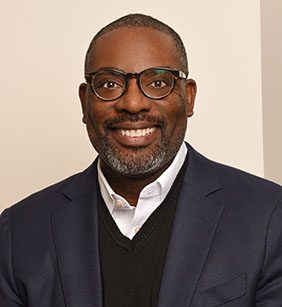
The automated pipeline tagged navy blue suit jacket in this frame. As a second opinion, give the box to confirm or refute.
[1,144,282,306]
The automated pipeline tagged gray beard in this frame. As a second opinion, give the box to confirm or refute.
[102,144,167,176]
[97,131,183,177]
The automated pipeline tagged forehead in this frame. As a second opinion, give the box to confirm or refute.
[86,27,181,73]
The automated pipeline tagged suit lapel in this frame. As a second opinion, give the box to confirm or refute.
[51,162,103,307]
[158,145,225,307]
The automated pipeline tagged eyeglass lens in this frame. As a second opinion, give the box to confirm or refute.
[91,69,175,100]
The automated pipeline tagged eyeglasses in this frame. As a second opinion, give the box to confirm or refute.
[85,67,187,101]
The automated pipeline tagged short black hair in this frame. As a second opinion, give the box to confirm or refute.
[85,13,188,74]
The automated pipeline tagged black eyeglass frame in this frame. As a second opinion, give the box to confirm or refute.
[84,67,188,101]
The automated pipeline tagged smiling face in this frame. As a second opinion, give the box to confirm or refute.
[79,27,196,178]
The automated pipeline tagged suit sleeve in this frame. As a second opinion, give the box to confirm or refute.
[255,201,282,306]
[0,209,25,306]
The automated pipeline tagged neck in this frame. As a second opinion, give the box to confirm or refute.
[100,160,172,206]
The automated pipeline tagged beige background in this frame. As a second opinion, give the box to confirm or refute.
[261,0,282,185]
[0,0,281,212]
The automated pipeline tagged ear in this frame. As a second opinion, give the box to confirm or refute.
[79,83,87,124]
[185,79,197,117]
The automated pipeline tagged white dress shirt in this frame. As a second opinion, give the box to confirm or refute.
[97,142,188,239]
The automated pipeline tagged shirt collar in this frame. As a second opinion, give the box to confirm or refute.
[97,142,188,212]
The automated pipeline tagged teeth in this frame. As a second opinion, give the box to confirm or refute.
[120,127,156,137]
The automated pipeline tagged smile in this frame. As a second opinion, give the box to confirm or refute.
[119,127,156,137]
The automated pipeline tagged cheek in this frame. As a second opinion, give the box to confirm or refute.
[159,98,188,130]
[85,102,108,134]
[172,83,189,114]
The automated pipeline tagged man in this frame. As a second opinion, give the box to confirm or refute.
[1,14,282,307]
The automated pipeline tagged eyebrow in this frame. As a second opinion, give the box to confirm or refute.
[86,66,126,75]
[86,65,179,76]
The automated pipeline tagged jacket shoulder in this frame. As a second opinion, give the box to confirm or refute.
[6,162,97,216]
[188,144,282,207]
[214,159,282,202]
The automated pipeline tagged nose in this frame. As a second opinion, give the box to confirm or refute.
[115,78,152,114]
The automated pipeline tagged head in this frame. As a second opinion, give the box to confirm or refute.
[79,14,196,178]
[85,14,189,75]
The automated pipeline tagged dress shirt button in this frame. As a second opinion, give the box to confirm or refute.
[115,199,123,208]
[134,226,141,233]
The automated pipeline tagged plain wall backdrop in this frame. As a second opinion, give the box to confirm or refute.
[1,0,279,212]
[261,0,282,185]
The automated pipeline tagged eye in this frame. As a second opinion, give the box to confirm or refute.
[150,79,168,88]
[144,72,172,89]
[102,81,119,89]
[96,78,123,90]
[93,71,125,90]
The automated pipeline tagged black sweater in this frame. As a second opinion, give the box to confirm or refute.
[98,159,187,307]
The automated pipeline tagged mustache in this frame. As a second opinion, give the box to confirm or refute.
[103,114,166,129]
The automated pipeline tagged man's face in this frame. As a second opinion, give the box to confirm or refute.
[79,27,196,177]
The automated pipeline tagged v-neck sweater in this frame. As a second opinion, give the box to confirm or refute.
[97,156,188,307]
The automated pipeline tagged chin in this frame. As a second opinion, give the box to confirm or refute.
[102,147,167,177]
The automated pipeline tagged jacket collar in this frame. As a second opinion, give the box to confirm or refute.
[52,161,103,307]
[157,144,225,307]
